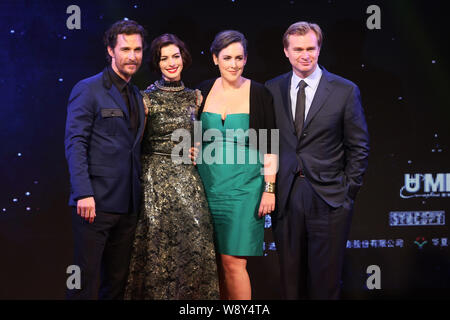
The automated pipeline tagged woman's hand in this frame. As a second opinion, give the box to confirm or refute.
[258,192,275,218]
[194,89,203,107]
[189,142,200,165]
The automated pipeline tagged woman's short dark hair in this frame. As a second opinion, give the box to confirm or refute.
[210,30,248,57]
[103,19,147,63]
[149,33,192,73]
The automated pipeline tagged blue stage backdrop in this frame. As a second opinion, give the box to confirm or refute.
[0,0,449,299]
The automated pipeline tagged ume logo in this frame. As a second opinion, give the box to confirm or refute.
[400,173,450,199]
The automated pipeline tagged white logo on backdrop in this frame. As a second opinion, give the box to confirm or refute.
[400,173,450,199]
[389,211,445,226]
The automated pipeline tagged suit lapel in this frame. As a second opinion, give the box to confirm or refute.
[279,72,295,132]
[107,85,130,119]
[304,68,332,129]
[102,67,130,119]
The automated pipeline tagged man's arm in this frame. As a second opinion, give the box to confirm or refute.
[64,81,96,222]
[343,85,370,200]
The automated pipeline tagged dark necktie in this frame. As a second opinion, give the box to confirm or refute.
[294,80,307,139]
[126,83,138,137]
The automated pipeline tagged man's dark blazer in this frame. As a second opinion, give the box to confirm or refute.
[265,67,369,216]
[64,68,145,214]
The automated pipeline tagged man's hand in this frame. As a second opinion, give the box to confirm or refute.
[77,197,96,224]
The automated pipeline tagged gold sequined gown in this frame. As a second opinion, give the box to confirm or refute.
[124,79,219,300]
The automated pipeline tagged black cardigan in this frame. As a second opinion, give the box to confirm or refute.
[196,79,277,154]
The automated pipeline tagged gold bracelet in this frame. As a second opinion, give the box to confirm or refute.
[264,182,275,193]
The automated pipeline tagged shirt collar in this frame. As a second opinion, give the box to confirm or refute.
[107,65,129,92]
[291,65,322,91]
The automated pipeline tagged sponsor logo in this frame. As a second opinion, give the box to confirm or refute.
[414,237,428,249]
[400,173,450,199]
[348,238,448,249]
[346,239,404,249]
[414,237,448,249]
[431,238,448,247]
[389,211,445,226]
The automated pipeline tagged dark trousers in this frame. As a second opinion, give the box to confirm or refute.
[66,208,138,300]
[272,176,353,300]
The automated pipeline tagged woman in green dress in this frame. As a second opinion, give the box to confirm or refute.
[195,30,278,299]
[125,34,219,299]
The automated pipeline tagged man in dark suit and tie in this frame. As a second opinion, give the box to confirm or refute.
[64,20,146,299]
[265,21,369,299]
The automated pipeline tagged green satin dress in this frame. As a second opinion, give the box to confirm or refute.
[197,112,264,256]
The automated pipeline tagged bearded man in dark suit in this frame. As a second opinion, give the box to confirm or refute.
[64,20,146,299]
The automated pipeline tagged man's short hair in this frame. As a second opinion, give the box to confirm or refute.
[283,21,323,49]
[103,19,147,63]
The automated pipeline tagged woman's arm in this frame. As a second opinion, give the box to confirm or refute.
[258,153,278,218]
